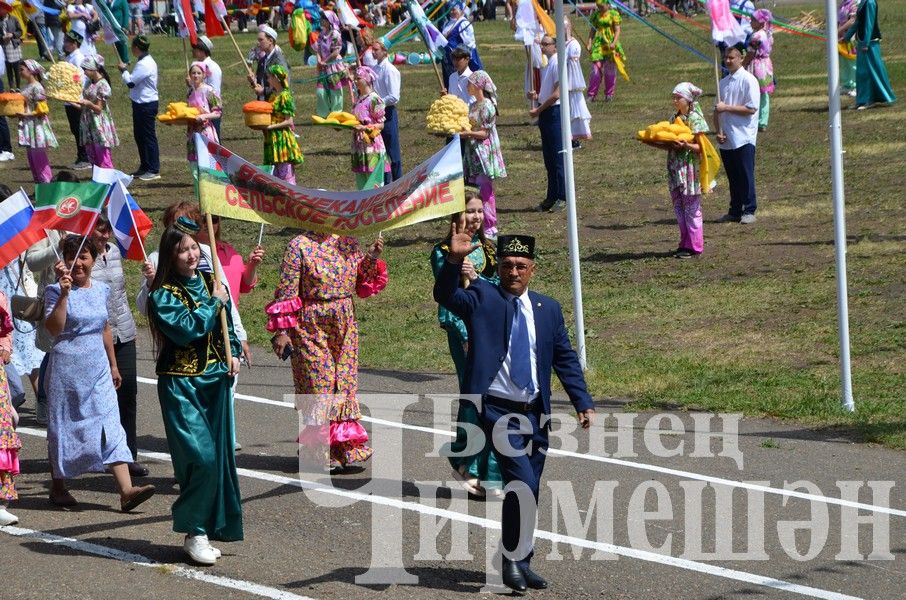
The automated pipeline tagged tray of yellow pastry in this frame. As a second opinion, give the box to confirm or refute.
[311,111,359,130]
[158,102,202,126]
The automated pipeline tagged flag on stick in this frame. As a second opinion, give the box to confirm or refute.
[0,190,46,270]
[33,181,110,235]
[707,0,747,47]
[107,181,153,261]
[203,0,226,37]
[405,0,446,56]
[172,0,199,46]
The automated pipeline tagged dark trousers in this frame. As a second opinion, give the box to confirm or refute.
[0,77,10,152]
[383,105,402,184]
[719,143,757,217]
[132,100,160,174]
[5,60,20,90]
[65,103,88,163]
[538,104,565,205]
[115,339,139,460]
[481,398,548,568]
[213,117,221,142]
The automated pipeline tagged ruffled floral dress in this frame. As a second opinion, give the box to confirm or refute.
[186,82,221,161]
[265,233,388,468]
[316,30,346,92]
[666,107,709,197]
[264,89,303,165]
[464,99,506,182]
[17,82,58,149]
[79,79,119,148]
[747,29,775,94]
[590,9,624,62]
[0,293,22,502]
[351,91,388,189]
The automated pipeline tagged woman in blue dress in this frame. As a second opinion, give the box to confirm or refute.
[430,192,502,497]
[43,235,155,511]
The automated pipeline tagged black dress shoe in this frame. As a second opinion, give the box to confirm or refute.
[129,462,150,477]
[501,558,527,592]
[520,565,548,589]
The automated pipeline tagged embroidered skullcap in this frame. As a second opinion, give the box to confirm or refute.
[65,30,84,44]
[259,25,278,41]
[133,35,151,52]
[672,82,703,102]
[497,235,535,259]
[355,66,377,85]
[174,216,200,235]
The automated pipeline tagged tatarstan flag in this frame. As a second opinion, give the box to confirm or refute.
[33,181,111,235]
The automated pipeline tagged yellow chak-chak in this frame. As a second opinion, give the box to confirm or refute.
[158,102,201,123]
[426,94,471,135]
[636,117,695,143]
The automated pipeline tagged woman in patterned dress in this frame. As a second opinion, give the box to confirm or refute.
[263,64,303,184]
[315,10,346,117]
[586,0,624,102]
[186,61,222,162]
[350,66,387,190]
[79,55,119,169]
[16,60,57,183]
[43,235,155,510]
[430,193,502,497]
[744,9,775,131]
[0,290,22,525]
[267,232,388,470]
[459,70,506,240]
[642,82,710,258]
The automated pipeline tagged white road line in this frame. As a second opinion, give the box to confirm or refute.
[0,524,314,600]
[137,376,906,518]
[15,427,865,600]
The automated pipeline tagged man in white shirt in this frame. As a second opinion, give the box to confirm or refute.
[445,44,474,105]
[713,44,760,224]
[191,35,223,139]
[118,35,160,181]
[62,31,90,170]
[529,35,565,213]
[371,40,402,183]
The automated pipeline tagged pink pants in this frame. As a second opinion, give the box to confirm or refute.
[273,162,296,185]
[87,143,113,168]
[671,189,704,253]
[473,174,497,238]
[26,148,52,183]
[588,60,617,100]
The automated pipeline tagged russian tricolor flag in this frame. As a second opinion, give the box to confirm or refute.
[0,190,46,270]
[107,181,153,261]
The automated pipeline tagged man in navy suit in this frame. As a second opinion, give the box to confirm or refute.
[434,228,596,592]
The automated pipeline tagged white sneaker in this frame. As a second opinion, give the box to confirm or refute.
[0,507,19,526]
[0,151,14,162]
[184,534,217,565]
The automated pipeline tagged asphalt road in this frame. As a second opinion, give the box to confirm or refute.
[2,335,904,599]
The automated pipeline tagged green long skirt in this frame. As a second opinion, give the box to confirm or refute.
[158,362,243,541]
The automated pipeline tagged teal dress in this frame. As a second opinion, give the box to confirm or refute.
[430,236,502,487]
[842,0,896,107]
[149,272,243,542]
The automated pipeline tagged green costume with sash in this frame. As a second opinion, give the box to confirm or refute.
[150,271,244,542]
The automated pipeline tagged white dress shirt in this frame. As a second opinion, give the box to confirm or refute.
[121,54,159,104]
[448,66,474,105]
[372,57,401,107]
[487,290,539,403]
[203,56,223,96]
[538,54,560,108]
[716,68,760,149]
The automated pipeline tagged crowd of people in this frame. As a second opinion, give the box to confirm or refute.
[0,0,898,589]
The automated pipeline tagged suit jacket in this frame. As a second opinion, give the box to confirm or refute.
[433,259,594,416]
[256,46,289,101]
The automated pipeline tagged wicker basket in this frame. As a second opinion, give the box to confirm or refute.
[0,94,25,117]
[244,112,271,129]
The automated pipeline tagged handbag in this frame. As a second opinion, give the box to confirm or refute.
[10,256,44,323]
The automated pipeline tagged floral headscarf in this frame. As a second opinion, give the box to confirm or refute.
[80,55,105,71]
[190,60,211,77]
[355,66,377,85]
[268,64,289,88]
[467,70,497,106]
[672,82,705,120]
[22,59,45,80]
[322,10,340,31]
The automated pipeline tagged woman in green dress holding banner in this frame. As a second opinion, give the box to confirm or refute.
[147,217,243,567]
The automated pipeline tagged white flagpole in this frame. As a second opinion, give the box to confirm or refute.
[554,0,587,369]
[257,223,265,246]
[823,0,854,411]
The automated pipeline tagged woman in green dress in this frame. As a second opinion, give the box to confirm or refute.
[430,192,502,497]
[586,0,624,102]
[148,217,243,566]
[263,64,304,184]
[842,0,896,109]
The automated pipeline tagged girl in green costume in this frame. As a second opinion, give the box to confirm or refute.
[148,217,243,566]
[263,64,303,184]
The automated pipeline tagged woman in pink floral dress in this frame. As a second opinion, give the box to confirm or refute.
[315,10,346,117]
[350,66,388,190]
[744,9,775,131]
[0,291,21,525]
[16,60,57,183]
[267,233,388,470]
[185,61,222,162]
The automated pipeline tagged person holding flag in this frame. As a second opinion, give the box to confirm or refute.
[117,35,160,181]
[16,60,57,183]
[89,208,152,478]
[247,25,288,102]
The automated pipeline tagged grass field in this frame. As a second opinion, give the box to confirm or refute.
[3,4,903,446]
